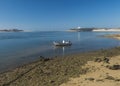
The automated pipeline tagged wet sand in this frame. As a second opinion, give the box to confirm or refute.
[0,47,120,86]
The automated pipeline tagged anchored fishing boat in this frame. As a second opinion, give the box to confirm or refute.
[53,40,72,46]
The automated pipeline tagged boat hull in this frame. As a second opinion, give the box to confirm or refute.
[53,42,72,46]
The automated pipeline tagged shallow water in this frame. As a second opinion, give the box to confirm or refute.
[0,31,120,72]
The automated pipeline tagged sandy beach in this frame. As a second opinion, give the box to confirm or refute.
[60,55,120,86]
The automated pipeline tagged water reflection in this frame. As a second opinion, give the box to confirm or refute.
[77,32,80,41]
[53,46,71,56]
[62,47,65,56]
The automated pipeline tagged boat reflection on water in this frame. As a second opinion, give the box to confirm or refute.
[53,46,71,56]
[62,47,65,56]
[77,32,80,41]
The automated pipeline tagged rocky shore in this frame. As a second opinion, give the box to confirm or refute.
[0,47,120,86]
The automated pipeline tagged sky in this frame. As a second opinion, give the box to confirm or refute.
[0,0,120,31]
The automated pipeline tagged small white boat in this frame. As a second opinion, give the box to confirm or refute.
[53,40,72,46]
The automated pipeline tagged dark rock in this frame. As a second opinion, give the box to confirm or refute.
[85,78,94,81]
[49,80,55,83]
[39,56,51,62]
[94,57,110,63]
[105,76,115,80]
[94,58,102,62]
[115,79,120,81]
[43,58,50,61]
[103,57,109,63]
[96,79,104,82]
[109,65,120,70]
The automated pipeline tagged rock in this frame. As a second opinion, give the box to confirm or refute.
[94,58,102,62]
[39,56,51,62]
[105,76,115,80]
[109,65,120,70]
[115,79,120,81]
[103,57,109,63]
[49,80,55,83]
[85,78,94,81]
[94,57,109,63]
[96,79,104,82]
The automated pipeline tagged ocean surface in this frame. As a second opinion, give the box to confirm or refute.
[0,31,120,72]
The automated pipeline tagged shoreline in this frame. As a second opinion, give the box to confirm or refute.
[0,46,120,86]
[102,34,120,40]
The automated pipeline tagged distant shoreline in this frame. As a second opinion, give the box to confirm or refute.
[0,29,23,32]
[67,28,120,32]
[93,28,120,32]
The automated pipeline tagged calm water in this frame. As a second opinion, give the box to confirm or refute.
[0,31,120,72]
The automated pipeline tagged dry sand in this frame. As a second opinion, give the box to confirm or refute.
[60,56,120,86]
